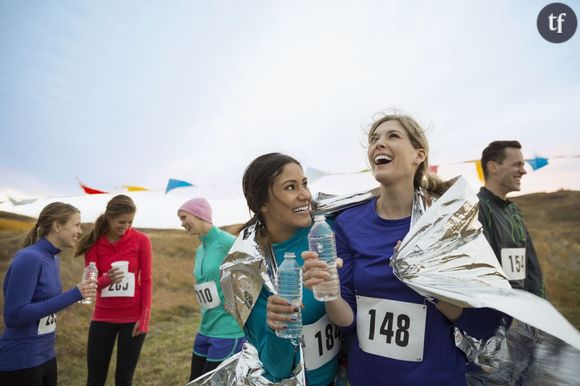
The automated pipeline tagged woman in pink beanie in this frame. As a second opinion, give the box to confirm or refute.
[177,198,245,382]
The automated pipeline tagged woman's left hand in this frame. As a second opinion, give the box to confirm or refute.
[266,295,299,331]
[132,321,146,337]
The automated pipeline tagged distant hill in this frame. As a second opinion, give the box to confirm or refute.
[0,191,578,385]
[0,210,35,232]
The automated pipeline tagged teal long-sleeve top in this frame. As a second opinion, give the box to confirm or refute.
[243,227,339,386]
[194,226,245,338]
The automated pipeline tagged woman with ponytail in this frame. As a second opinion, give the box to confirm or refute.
[0,202,96,386]
[302,113,504,386]
[75,194,152,386]
[227,153,339,386]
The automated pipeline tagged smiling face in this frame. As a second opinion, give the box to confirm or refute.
[178,211,209,236]
[487,147,527,197]
[367,119,426,188]
[260,162,312,243]
[106,212,135,240]
[51,212,83,249]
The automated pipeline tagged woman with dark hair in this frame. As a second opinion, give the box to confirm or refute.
[303,113,503,386]
[0,202,96,386]
[230,152,339,386]
[75,194,152,386]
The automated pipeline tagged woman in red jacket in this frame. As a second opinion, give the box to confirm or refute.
[75,195,152,386]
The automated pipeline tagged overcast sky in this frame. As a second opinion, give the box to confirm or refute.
[1,1,579,227]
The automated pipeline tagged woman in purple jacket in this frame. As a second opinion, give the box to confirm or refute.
[303,113,503,386]
[0,202,96,386]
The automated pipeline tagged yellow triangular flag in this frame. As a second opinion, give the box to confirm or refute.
[474,160,484,183]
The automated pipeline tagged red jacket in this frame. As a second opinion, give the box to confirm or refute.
[85,228,152,332]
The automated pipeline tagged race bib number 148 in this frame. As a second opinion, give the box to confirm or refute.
[356,296,426,362]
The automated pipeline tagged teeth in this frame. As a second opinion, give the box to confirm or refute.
[293,205,309,213]
[374,154,392,165]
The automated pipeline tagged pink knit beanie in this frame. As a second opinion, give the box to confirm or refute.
[178,198,212,224]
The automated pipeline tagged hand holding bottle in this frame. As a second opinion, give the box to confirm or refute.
[77,278,97,299]
[79,262,99,304]
[302,251,343,289]
[266,295,301,331]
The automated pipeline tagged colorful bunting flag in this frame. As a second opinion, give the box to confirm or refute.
[8,196,39,205]
[526,157,549,171]
[123,185,150,192]
[165,179,194,193]
[77,178,108,194]
[474,160,484,183]
[428,165,439,173]
[306,167,331,182]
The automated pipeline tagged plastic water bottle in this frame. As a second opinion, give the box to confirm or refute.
[276,252,303,342]
[80,262,98,304]
[308,215,340,301]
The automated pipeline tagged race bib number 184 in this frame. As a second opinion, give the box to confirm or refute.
[356,295,426,362]
[303,314,340,370]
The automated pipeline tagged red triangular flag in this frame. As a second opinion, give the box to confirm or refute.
[77,178,108,194]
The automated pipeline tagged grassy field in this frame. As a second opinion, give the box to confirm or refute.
[0,191,578,385]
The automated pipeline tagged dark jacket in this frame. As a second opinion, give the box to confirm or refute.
[477,187,545,297]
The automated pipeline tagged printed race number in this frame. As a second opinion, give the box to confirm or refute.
[38,313,57,335]
[193,281,221,309]
[357,296,426,362]
[101,273,135,297]
[501,248,526,281]
[303,314,340,370]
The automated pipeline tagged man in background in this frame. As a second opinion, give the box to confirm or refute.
[478,140,545,297]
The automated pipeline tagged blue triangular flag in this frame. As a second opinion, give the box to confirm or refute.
[526,157,549,171]
[165,178,194,193]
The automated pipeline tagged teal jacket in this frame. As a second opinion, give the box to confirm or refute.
[243,227,339,386]
[194,226,245,338]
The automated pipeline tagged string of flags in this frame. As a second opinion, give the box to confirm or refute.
[306,155,580,183]
[77,178,196,195]
[2,155,578,206]
[3,178,197,206]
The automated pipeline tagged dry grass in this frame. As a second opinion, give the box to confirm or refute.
[0,222,210,386]
[512,191,580,325]
[0,193,578,385]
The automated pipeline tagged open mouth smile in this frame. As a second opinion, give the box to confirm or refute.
[374,154,393,165]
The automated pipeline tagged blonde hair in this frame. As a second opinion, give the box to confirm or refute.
[75,195,136,256]
[23,202,80,247]
[367,112,450,196]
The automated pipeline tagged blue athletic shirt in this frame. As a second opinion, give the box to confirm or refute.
[0,238,83,371]
[335,198,503,386]
[243,226,339,386]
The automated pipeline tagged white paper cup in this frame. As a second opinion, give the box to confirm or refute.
[111,260,129,275]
